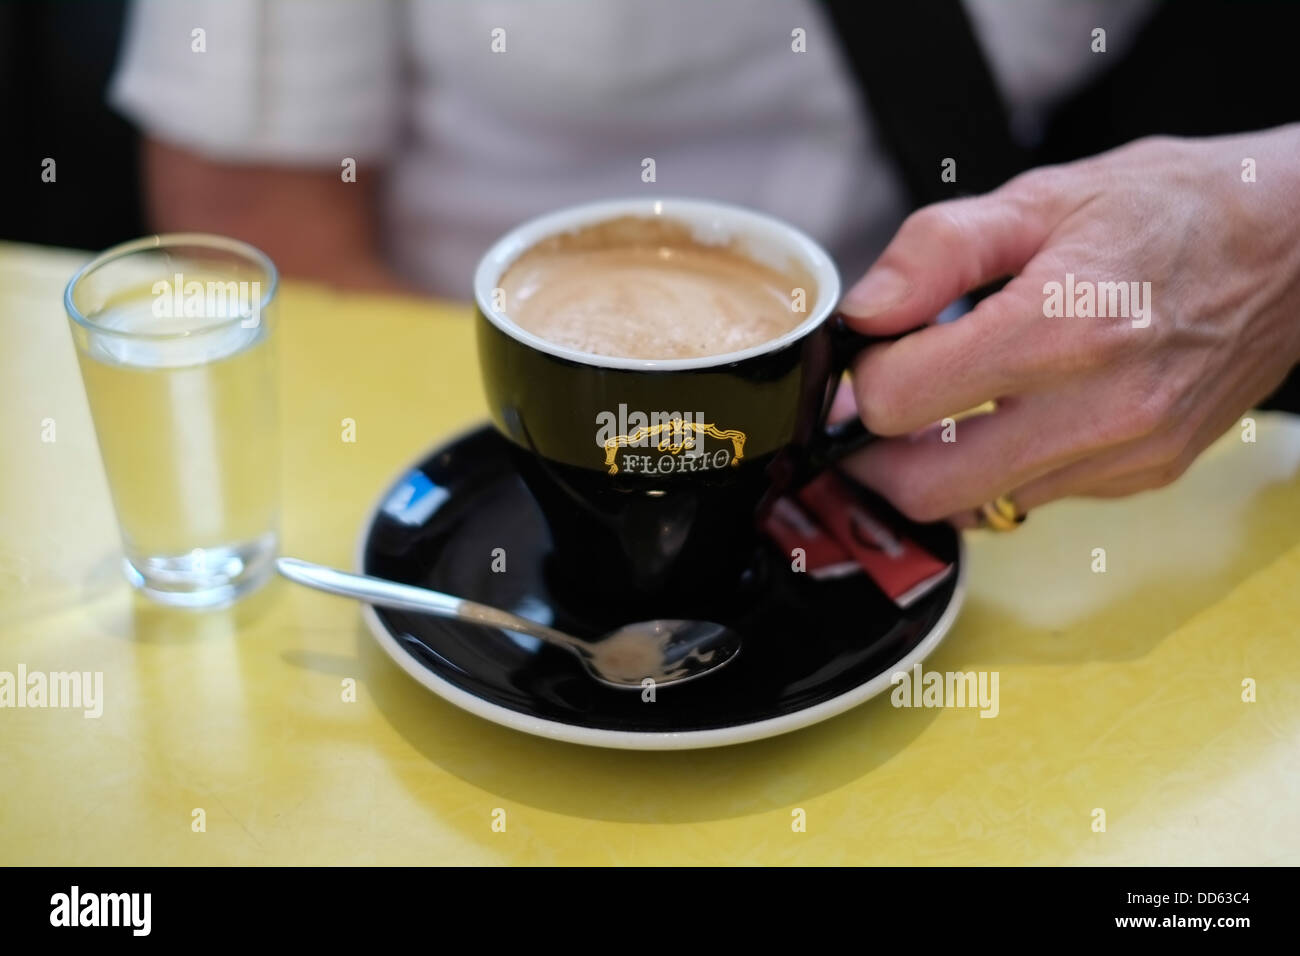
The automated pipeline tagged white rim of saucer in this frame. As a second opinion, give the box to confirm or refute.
[472,196,842,371]
[354,427,967,752]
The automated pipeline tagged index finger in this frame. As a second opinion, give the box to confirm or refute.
[850,275,1056,436]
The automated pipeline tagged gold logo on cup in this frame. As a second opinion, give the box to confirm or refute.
[603,420,746,475]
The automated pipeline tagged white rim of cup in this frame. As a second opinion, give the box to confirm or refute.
[473,196,842,371]
[64,232,279,341]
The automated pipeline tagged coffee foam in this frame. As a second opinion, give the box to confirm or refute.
[498,217,816,360]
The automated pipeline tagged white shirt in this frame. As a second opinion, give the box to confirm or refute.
[111,0,1153,297]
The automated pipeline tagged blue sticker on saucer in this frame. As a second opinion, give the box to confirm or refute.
[382,470,449,527]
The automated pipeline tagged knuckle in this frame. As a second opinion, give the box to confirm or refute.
[1148,455,1191,490]
[1118,381,1182,442]
[1037,326,1122,380]
[1085,320,1135,363]
[852,362,907,436]
[856,394,902,436]
[901,204,967,252]
[1004,165,1065,203]
[1130,133,1182,157]
[1139,432,1184,472]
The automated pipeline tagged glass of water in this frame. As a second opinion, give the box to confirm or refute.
[64,234,280,608]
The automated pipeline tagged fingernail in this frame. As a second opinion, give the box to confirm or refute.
[842,266,911,317]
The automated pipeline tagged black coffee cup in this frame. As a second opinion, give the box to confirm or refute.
[475,198,877,618]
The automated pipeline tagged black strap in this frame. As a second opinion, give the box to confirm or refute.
[821,0,1029,206]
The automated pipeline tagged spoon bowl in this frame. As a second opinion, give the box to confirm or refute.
[275,557,740,688]
[584,618,742,688]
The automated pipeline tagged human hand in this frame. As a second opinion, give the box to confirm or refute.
[838,125,1300,525]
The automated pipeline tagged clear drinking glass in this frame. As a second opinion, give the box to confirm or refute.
[64,234,280,608]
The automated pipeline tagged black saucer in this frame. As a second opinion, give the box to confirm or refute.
[358,426,965,749]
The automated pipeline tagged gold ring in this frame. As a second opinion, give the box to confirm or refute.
[979,494,1025,532]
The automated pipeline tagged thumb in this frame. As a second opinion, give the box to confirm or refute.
[840,185,1056,335]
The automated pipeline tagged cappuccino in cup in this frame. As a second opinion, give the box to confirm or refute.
[497,216,815,360]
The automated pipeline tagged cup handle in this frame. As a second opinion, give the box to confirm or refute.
[808,313,902,469]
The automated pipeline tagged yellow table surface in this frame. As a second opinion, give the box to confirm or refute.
[2,241,1298,866]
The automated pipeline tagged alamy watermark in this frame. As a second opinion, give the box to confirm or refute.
[890,663,999,718]
[152,273,261,328]
[0,665,103,718]
[50,886,150,936]
[1042,273,1151,328]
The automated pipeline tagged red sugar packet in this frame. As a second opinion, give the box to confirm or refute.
[793,472,953,608]
[761,497,861,581]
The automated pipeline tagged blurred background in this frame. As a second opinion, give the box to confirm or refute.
[4,0,1295,404]
[5,0,1298,251]
[0,1,143,250]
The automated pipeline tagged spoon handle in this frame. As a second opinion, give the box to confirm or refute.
[275,557,584,652]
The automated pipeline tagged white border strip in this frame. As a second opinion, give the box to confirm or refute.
[354,428,967,751]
